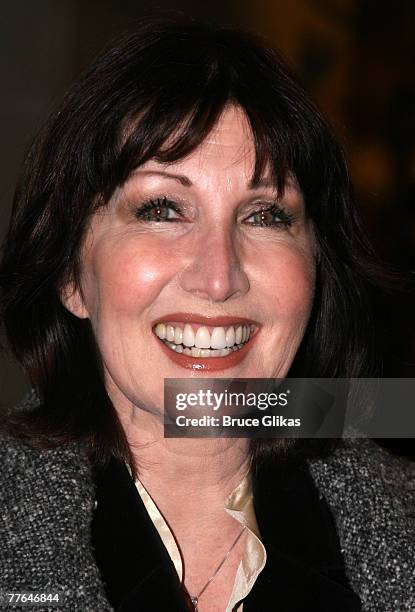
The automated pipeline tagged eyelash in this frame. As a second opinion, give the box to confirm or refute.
[133,196,295,228]
[134,197,183,222]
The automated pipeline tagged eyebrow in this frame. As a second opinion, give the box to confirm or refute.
[134,170,297,191]
[133,170,192,187]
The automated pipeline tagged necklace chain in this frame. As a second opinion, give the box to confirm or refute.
[188,526,246,611]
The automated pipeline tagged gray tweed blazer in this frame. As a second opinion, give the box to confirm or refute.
[0,432,414,611]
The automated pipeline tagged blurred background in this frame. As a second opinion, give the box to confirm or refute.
[1,1,414,457]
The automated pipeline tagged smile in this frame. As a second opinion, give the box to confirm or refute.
[153,322,255,357]
[151,314,260,371]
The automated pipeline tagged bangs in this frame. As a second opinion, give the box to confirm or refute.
[99,26,332,204]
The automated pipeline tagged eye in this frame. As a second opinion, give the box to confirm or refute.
[245,204,295,228]
[134,197,183,222]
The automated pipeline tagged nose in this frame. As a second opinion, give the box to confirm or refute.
[177,226,250,303]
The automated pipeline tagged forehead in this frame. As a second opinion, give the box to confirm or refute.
[143,106,257,180]
[199,105,253,152]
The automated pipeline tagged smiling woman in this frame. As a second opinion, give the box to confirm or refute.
[62,106,315,421]
[0,16,413,612]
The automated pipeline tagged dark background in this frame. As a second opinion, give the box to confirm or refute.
[1,1,414,458]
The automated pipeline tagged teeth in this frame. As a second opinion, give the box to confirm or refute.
[183,324,195,347]
[195,326,211,349]
[155,323,166,340]
[225,326,235,348]
[154,321,256,356]
[174,326,183,345]
[211,327,227,349]
[235,326,243,344]
[163,340,246,358]
[166,325,175,342]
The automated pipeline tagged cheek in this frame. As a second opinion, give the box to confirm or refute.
[81,236,178,317]
[258,246,315,321]
[259,244,315,304]
[282,256,315,316]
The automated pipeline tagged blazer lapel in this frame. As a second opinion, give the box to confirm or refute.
[243,460,362,611]
[91,455,361,611]
[91,456,189,611]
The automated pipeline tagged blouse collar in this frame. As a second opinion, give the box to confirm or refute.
[91,456,362,611]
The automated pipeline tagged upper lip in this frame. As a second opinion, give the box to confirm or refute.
[152,312,260,327]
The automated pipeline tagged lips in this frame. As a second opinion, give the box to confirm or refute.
[151,312,260,371]
[152,313,258,327]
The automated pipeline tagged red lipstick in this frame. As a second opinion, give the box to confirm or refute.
[152,313,260,372]
[152,312,258,329]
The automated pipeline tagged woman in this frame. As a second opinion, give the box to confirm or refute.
[0,17,413,612]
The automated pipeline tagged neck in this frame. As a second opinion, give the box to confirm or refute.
[115,397,251,521]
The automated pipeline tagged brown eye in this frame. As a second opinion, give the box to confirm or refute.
[246,204,294,228]
[134,197,182,222]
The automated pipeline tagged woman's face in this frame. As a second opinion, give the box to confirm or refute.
[63,106,316,415]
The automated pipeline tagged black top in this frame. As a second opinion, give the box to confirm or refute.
[91,457,362,611]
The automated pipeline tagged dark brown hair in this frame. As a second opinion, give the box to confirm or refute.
[0,17,378,474]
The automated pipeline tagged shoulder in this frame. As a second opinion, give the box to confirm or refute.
[0,434,94,539]
[0,434,111,611]
[0,431,89,478]
[0,433,95,509]
[310,436,414,513]
[0,390,94,505]
[0,433,94,538]
[309,438,415,611]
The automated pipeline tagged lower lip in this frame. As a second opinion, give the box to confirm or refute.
[155,334,259,372]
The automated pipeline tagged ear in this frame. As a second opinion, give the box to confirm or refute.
[60,281,89,319]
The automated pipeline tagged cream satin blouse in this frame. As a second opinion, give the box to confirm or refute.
[134,474,267,611]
